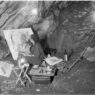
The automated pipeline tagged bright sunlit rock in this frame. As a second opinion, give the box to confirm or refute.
[31,8,38,16]
[91,11,95,22]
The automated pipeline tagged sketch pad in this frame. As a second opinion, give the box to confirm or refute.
[44,56,63,66]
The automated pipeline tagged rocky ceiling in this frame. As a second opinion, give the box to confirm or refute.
[0,1,94,58]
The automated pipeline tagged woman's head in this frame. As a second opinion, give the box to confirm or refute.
[31,34,39,43]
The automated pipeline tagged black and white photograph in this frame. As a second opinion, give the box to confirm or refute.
[0,0,94,94]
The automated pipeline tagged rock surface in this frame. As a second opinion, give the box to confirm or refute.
[84,47,95,61]
[0,1,94,63]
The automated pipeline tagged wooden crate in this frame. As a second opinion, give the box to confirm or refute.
[29,67,55,84]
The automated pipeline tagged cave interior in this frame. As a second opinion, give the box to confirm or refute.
[0,1,95,94]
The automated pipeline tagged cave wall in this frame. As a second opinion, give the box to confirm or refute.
[0,1,94,58]
[47,1,94,55]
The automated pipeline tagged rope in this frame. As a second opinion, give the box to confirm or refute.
[66,32,95,72]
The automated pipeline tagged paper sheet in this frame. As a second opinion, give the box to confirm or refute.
[44,56,63,66]
[0,61,14,77]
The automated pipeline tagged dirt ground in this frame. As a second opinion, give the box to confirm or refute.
[0,54,95,94]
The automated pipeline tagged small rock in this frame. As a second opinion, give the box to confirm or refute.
[76,80,79,82]
[67,76,71,79]
[36,89,40,92]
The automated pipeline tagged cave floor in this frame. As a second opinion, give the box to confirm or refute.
[0,55,95,94]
